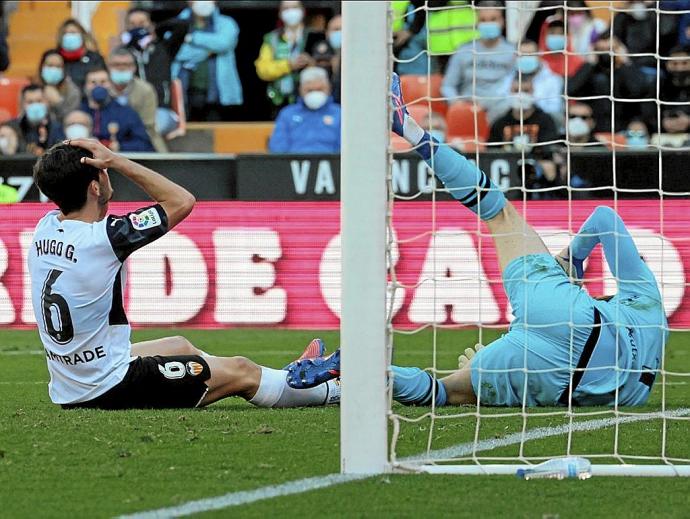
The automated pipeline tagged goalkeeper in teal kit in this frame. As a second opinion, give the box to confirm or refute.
[287,73,667,408]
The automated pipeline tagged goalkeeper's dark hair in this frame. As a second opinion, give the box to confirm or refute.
[33,143,100,214]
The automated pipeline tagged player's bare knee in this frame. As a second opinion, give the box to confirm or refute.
[172,335,200,356]
[226,356,261,392]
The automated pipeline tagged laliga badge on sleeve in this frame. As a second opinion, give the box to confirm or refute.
[129,208,162,231]
[323,115,334,126]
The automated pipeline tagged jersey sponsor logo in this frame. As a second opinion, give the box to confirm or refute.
[186,361,204,376]
[129,208,161,231]
[45,345,106,365]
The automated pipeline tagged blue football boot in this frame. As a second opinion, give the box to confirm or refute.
[282,338,326,371]
[286,349,341,389]
[391,72,409,138]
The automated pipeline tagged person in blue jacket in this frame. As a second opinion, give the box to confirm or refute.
[269,66,341,153]
[172,0,243,121]
[79,67,154,152]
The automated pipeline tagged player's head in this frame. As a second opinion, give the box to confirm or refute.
[33,143,113,216]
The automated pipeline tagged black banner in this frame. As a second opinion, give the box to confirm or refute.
[5,150,689,202]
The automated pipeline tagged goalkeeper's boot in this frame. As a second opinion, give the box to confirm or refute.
[390,72,409,138]
[282,338,326,371]
[286,349,341,389]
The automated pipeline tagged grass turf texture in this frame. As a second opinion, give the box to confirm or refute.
[0,328,688,518]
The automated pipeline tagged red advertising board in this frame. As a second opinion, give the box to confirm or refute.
[4,200,689,329]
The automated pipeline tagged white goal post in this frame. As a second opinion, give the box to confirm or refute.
[340,0,690,477]
[340,0,390,474]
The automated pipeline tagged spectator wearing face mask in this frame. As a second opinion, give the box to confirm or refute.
[565,102,606,150]
[565,1,607,56]
[614,1,677,73]
[256,1,315,116]
[269,67,340,153]
[0,123,23,156]
[108,48,166,152]
[172,0,243,121]
[55,18,106,90]
[79,67,154,152]
[516,40,564,126]
[441,5,515,123]
[568,33,649,132]
[121,7,190,136]
[538,17,584,78]
[325,14,342,104]
[661,46,690,135]
[62,110,94,141]
[625,118,650,149]
[9,84,64,157]
[36,50,82,121]
[488,75,559,151]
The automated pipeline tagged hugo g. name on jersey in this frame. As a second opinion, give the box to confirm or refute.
[28,205,169,404]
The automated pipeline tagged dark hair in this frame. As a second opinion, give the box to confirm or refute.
[126,7,151,20]
[38,50,65,83]
[84,65,110,80]
[33,143,100,214]
[21,83,43,99]
[669,45,690,56]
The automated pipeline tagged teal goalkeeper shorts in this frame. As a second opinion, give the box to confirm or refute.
[469,253,652,407]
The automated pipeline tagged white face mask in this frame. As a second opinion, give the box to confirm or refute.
[0,136,11,155]
[281,7,304,27]
[511,92,534,112]
[568,117,590,137]
[192,1,215,18]
[512,134,533,152]
[303,90,328,110]
[630,2,648,21]
[65,123,91,140]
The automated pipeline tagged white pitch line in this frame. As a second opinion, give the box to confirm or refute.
[117,407,690,519]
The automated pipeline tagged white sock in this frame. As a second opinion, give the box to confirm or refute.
[402,114,424,145]
[248,367,339,408]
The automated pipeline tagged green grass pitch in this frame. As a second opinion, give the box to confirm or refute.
[1,328,689,518]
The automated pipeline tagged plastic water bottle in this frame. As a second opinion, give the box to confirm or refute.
[516,457,592,480]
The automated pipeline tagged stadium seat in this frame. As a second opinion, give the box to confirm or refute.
[167,78,187,140]
[445,101,489,143]
[399,74,447,116]
[407,104,431,125]
[0,78,29,120]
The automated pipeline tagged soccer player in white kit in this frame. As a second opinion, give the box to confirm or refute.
[30,139,340,410]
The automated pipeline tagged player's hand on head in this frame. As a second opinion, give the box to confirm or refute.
[65,138,118,170]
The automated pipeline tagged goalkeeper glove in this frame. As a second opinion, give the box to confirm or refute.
[458,343,485,369]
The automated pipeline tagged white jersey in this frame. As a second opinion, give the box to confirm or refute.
[28,205,168,404]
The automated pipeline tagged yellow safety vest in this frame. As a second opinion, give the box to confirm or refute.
[427,1,478,55]
[392,0,411,33]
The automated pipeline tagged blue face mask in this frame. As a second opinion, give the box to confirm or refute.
[328,30,342,50]
[26,102,48,124]
[62,32,83,51]
[546,34,566,51]
[110,69,134,86]
[517,55,540,75]
[41,66,64,85]
[626,131,649,148]
[90,85,110,105]
[478,22,502,41]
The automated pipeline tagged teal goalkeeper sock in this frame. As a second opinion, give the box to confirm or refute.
[415,132,506,220]
[391,366,448,407]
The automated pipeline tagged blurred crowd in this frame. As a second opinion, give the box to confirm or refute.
[0,0,689,162]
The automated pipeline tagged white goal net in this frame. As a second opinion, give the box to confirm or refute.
[341,0,690,477]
